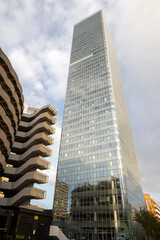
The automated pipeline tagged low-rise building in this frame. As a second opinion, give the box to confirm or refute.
[144,193,160,220]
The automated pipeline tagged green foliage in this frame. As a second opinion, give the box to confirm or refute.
[135,209,160,240]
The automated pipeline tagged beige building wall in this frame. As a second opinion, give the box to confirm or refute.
[0,48,24,177]
[0,105,57,211]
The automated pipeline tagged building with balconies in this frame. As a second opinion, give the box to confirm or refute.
[144,193,160,220]
[0,104,57,210]
[0,48,24,177]
[0,48,61,240]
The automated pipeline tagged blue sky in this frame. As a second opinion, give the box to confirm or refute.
[1,0,160,208]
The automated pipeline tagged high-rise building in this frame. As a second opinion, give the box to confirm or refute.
[0,48,24,178]
[0,48,58,240]
[53,10,145,240]
[0,105,57,210]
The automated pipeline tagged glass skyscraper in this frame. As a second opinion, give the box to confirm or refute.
[53,10,145,240]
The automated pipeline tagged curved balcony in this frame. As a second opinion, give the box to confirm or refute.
[0,83,18,134]
[0,171,49,192]
[0,66,22,120]
[47,112,57,124]
[4,156,50,178]
[0,49,24,177]
[8,144,52,165]
[0,186,46,207]
[0,105,14,144]
[20,204,44,212]
[0,129,11,158]
[15,122,55,143]
[18,112,56,132]
[0,49,24,110]
[11,132,54,154]
[48,104,58,116]
[32,186,47,199]
[35,171,49,183]
[0,150,6,171]
[45,121,56,134]
[21,105,58,122]
[38,156,51,169]
[40,144,52,156]
[43,132,54,144]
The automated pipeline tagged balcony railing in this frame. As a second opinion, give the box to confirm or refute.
[35,171,49,183]
[47,112,57,124]
[43,132,54,144]
[38,156,51,169]
[45,121,56,134]
[29,204,44,212]
[32,187,46,199]
[40,144,52,156]
[48,104,58,115]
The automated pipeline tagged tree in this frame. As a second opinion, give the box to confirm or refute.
[135,209,160,240]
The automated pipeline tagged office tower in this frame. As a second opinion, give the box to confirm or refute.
[144,194,160,219]
[0,48,24,178]
[53,10,145,240]
[0,105,57,210]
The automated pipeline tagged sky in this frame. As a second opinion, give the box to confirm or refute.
[1,0,160,208]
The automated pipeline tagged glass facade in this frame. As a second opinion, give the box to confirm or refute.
[53,11,145,240]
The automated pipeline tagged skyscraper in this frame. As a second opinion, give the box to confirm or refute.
[53,10,145,240]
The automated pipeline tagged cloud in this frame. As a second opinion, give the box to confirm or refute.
[0,1,72,108]
[9,48,43,84]
[1,0,160,207]
[148,192,160,206]
[106,0,160,195]
[0,0,40,46]
[41,49,69,100]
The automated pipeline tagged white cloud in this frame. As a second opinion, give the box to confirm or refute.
[1,0,160,207]
[9,48,43,83]
[106,0,160,196]
[41,49,69,100]
[149,192,160,206]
